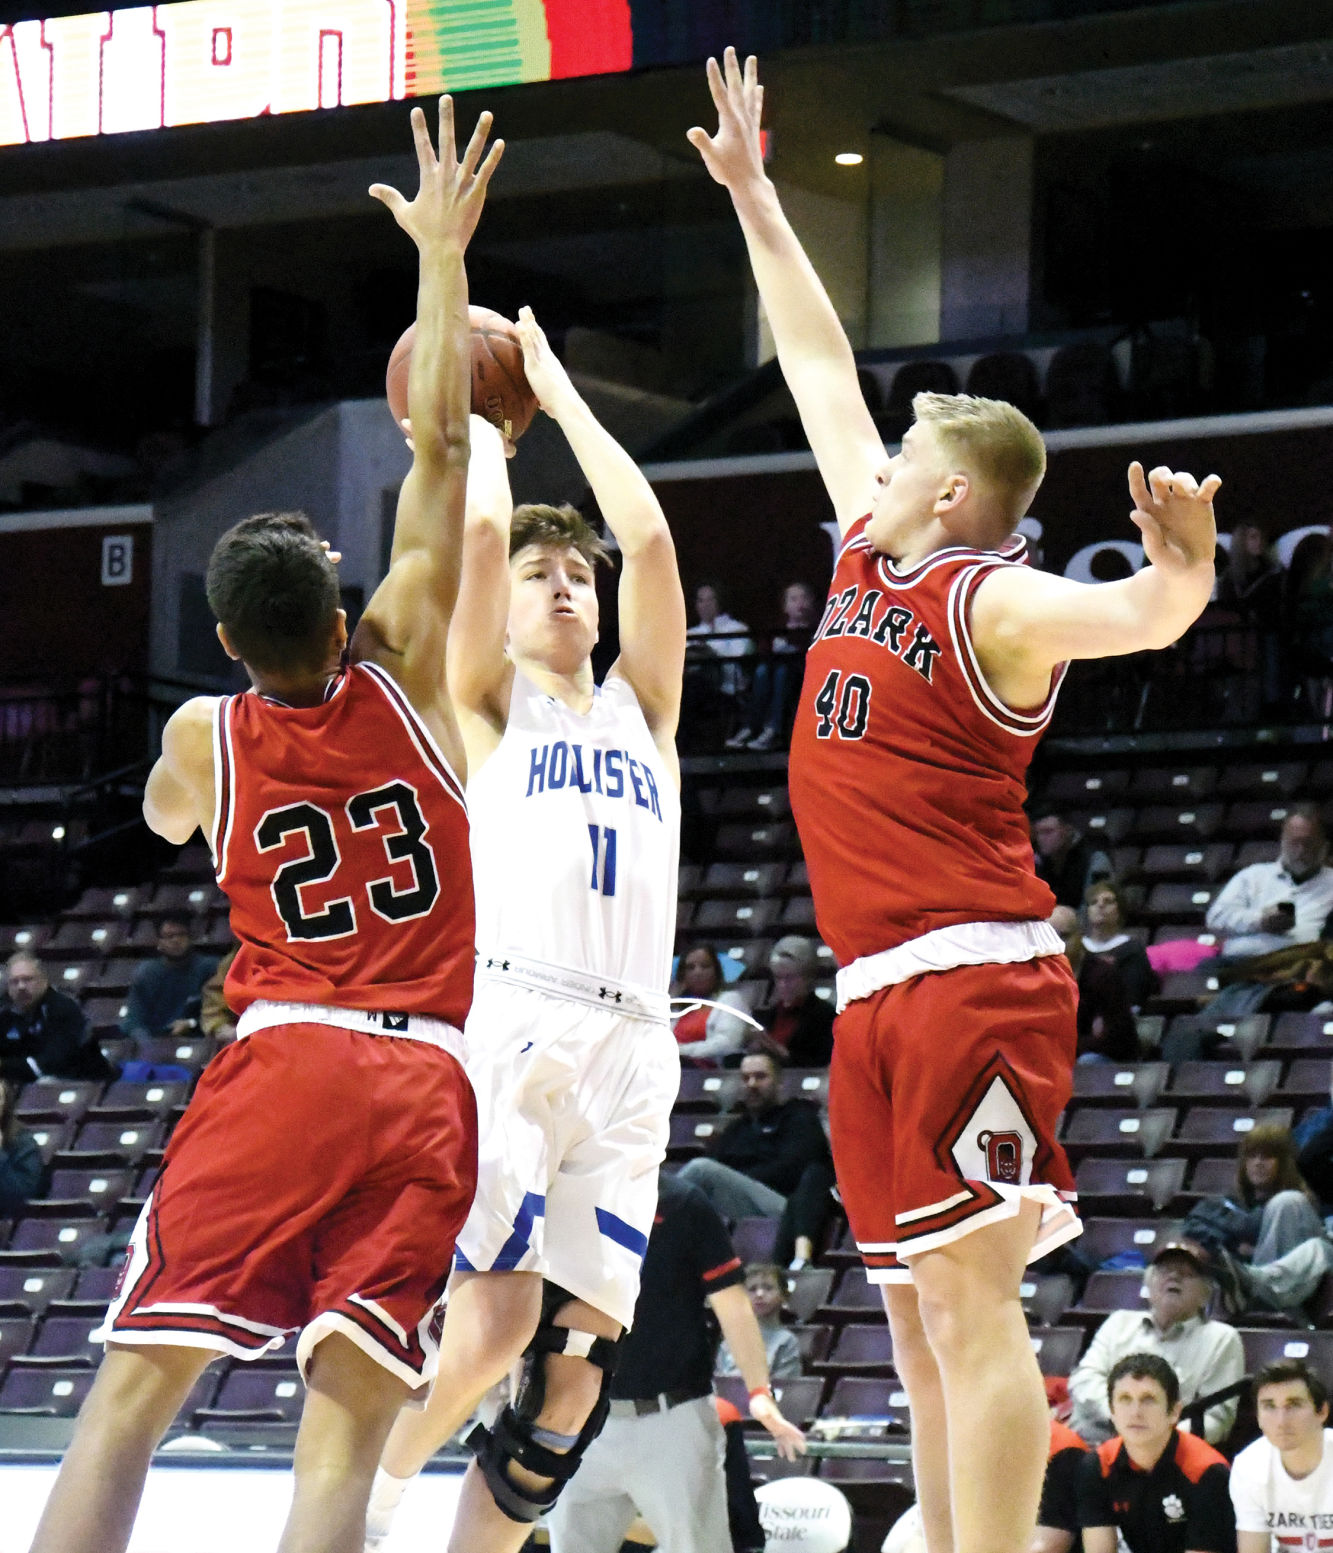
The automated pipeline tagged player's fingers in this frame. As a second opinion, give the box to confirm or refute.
[409,105,434,174]
[704,55,728,114]
[754,83,764,123]
[1172,470,1200,499]
[1198,473,1223,502]
[460,109,494,178]
[368,183,407,218]
[723,44,744,93]
[686,126,715,157]
[1127,460,1150,509]
[471,137,504,196]
[1147,465,1175,504]
[434,96,454,169]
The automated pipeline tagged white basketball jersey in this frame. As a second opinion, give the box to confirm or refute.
[467,671,680,993]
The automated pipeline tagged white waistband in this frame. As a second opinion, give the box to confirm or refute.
[236,1000,465,1060]
[475,952,669,1023]
[835,919,1064,1012]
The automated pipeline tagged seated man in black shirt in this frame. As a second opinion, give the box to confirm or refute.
[1078,1353,1236,1553]
[1,952,111,1084]
[1035,1417,1090,1553]
[677,1051,835,1268]
[1032,806,1114,911]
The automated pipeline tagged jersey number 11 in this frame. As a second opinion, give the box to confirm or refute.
[588,824,618,897]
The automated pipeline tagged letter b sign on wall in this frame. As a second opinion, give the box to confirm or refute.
[101,535,134,586]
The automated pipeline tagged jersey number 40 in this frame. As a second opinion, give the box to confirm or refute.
[813,670,872,741]
[256,782,440,942]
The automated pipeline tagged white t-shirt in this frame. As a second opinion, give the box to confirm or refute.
[1230,1430,1333,1545]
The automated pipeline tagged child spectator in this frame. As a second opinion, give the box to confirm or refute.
[715,1263,803,1380]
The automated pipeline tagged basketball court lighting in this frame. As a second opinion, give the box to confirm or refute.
[834,151,864,165]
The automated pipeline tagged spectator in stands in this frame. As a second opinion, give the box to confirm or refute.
[677,1051,836,1269]
[686,579,753,700]
[751,935,834,1068]
[1190,1122,1325,1266]
[1032,806,1114,910]
[1230,1358,1333,1550]
[1033,1416,1091,1553]
[671,943,751,1067]
[1,952,111,1083]
[0,1077,48,1218]
[715,1263,803,1381]
[1287,531,1333,683]
[198,946,238,1045]
[1218,522,1285,711]
[725,580,819,751]
[1083,880,1158,1010]
[120,913,217,1046]
[1077,1353,1235,1553]
[1206,807,1333,961]
[1050,905,1139,1063]
[1069,1242,1244,1445]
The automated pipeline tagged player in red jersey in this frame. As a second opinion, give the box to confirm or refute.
[691,50,1221,1553]
[29,98,500,1553]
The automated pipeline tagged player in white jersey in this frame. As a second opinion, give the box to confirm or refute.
[367,307,690,1553]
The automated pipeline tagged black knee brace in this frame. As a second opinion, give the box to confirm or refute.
[467,1281,621,1524]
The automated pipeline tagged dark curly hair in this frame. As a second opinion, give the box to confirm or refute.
[205,512,341,674]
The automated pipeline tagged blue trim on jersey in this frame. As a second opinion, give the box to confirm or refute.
[492,1192,547,1272]
[453,1246,475,1273]
[595,1207,649,1259]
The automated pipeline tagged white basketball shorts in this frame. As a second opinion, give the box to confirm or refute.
[454,978,680,1330]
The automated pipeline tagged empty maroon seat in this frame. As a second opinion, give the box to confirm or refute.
[1128,768,1218,802]
[1145,883,1218,923]
[82,997,129,1035]
[72,1265,126,1305]
[788,1070,831,1107]
[1073,808,1136,846]
[823,1377,910,1432]
[1062,1108,1175,1157]
[823,1269,881,1321]
[1237,1329,1333,1376]
[1221,801,1296,840]
[64,886,146,920]
[0,1267,76,1314]
[133,1036,217,1071]
[693,899,782,937]
[1139,844,1233,883]
[701,862,787,899]
[46,1169,135,1209]
[23,1122,77,1163]
[67,1120,165,1163]
[780,897,818,931]
[47,920,129,957]
[195,1367,304,1424]
[1029,1326,1086,1377]
[1170,1060,1281,1106]
[788,1268,835,1324]
[795,1324,832,1367]
[1235,839,1281,869]
[1176,1106,1293,1155]
[713,787,792,821]
[93,1081,190,1118]
[1077,1218,1179,1266]
[17,1314,103,1366]
[824,1323,894,1375]
[1071,1064,1167,1108]
[1217,763,1307,801]
[1279,1059,1333,1107]
[714,822,797,860]
[1074,1157,1186,1215]
[0,1366,97,1414]
[666,1114,719,1160]
[729,1218,779,1265]
[1130,804,1224,844]
[15,1082,102,1125]
[1186,1157,1238,1197]
[674,1070,729,1113]
[1077,1270,1149,1315]
[0,1315,34,1364]
[1271,1014,1333,1053]
[6,1218,109,1264]
[148,881,225,915]
[1042,770,1130,805]
[0,924,50,955]
[1020,1274,1075,1327]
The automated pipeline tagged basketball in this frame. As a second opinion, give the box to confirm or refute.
[385,306,538,443]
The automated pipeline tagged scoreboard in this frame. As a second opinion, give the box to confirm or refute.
[0,0,633,146]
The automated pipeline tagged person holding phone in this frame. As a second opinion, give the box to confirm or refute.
[1206,807,1333,959]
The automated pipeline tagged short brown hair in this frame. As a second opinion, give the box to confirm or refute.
[1254,1357,1329,1410]
[509,504,610,570]
[912,392,1047,530]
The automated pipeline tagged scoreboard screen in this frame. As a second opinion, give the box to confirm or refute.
[0,0,634,146]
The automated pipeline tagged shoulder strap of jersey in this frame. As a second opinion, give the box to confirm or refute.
[355,660,466,809]
[211,695,238,884]
[946,558,1068,739]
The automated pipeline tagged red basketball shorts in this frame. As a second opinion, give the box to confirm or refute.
[97,1023,477,1388]
[828,955,1081,1284]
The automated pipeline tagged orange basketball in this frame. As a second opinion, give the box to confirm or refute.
[385,306,538,443]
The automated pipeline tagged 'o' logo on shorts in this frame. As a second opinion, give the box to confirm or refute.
[977,1129,1023,1184]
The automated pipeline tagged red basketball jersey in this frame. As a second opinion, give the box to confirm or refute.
[212,661,474,1026]
[788,518,1064,966]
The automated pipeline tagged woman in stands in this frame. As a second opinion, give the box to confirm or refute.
[1232,1123,1325,1263]
[1082,881,1158,1010]
[670,943,751,1066]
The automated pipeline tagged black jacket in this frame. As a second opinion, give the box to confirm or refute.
[0,987,106,1084]
[711,1098,832,1196]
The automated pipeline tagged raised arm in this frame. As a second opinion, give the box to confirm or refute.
[515,307,687,744]
[353,98,502,725]
[446,415,516,744]
[142,697,216,844]
[969,463,1221,707]
[688,49,883,532]
[707,1282,806,1461]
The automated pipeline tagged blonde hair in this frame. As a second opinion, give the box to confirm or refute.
[911,391,1047,530]
[509,503,611,570]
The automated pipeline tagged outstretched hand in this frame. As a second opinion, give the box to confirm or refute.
[369,96,503,252]
[687,47,766,191]
[515,305,576,417]
[750,1392,807,1461]
[1127,461,1222,576]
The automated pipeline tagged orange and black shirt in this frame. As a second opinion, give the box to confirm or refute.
[1041,1419,1091,1545]
[1077,1429,1236,1553]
